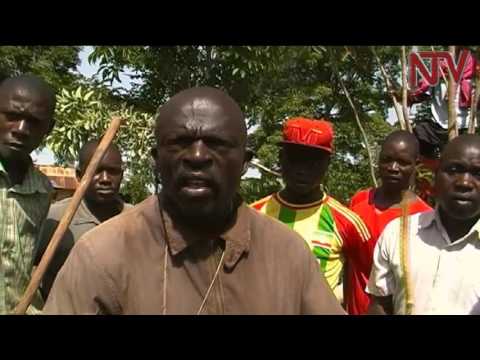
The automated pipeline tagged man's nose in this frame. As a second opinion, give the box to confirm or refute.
[184,140,212,169]
[12,119,31,139]
[454,172,475,191]
[98,170,111,183]
[387,161,400,171]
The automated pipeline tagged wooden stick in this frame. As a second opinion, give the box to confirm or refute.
[401,46,413,133]
[447,46,459,140]
[250,159,281,177]
[400,190,414,315]
[14,116,124,314]
[469,58,480,134]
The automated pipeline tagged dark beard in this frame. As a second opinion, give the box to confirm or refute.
[159,192,241,234]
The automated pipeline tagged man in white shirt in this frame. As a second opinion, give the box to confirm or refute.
[367,134,480,315]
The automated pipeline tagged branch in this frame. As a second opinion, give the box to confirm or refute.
[371,47,407,130]
[249,159,281,177]
[328,49,378,187]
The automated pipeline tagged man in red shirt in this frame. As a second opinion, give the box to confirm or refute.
[347,130,431,315]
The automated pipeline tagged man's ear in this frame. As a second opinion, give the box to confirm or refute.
[326,153,332,166]
[415,155,421,167]
[151,147,157,160]
[242,148,255,176]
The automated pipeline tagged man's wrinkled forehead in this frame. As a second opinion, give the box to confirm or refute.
[158,96,245,137]
[0,83,54,121]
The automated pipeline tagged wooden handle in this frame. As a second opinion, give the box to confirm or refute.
[14,116,124,314]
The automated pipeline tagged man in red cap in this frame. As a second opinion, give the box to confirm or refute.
[251,117,371,302]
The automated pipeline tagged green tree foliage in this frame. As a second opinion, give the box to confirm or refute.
[48,85,155,204]
[84,46,404,204]
[1,45,411,205]
[0,46,81,89]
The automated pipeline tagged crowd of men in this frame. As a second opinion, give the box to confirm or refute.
[1,73,480,315]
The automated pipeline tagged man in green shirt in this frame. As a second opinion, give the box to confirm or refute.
[0,75,56,314]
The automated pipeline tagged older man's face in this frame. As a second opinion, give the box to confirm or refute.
[155,96,247,223]
[436,142,480,221]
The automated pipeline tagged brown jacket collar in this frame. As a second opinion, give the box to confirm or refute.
[149,196,251,270]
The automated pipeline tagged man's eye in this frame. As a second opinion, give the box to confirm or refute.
[108,169,123,176]
[471,170,480,178]
[5,113,22,122]
[205,139,229,148]
[446,166,461,174]
[167,138,191,147]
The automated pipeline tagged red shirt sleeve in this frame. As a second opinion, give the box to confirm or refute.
[349,189,370,209]
[331,205,371,254]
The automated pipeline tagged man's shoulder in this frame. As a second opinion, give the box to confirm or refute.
[123,202,134,210]
[76,195,157,252]
[245,204,310,250]
[411,196,433,213]
[327,195,367,221]
[327,195,352,211]
[48,197,73,219]
[32,166,54,194]
[380,211,428,241]
[326,195,371,240]
[327,195,366,221]
[349,188,371,208]
[249,193,275,210]
[389,211,427,228]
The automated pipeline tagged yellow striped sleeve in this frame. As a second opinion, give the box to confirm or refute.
[328,198,371,242]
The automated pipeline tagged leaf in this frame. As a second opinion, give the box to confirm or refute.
[77,86,85,99]
[84,90,95,101]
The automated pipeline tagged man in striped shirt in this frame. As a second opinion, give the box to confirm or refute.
[0,75,56,314]
[252,118,370,301]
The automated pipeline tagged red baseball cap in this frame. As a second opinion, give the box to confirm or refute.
[279,117,334,153]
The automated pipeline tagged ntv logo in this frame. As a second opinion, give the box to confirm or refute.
[408,49,470,89]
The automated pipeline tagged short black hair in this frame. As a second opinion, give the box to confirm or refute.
[78,138,121,170]
[381,130,420,158]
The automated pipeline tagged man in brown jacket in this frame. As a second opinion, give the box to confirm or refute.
[43,87,344,315]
